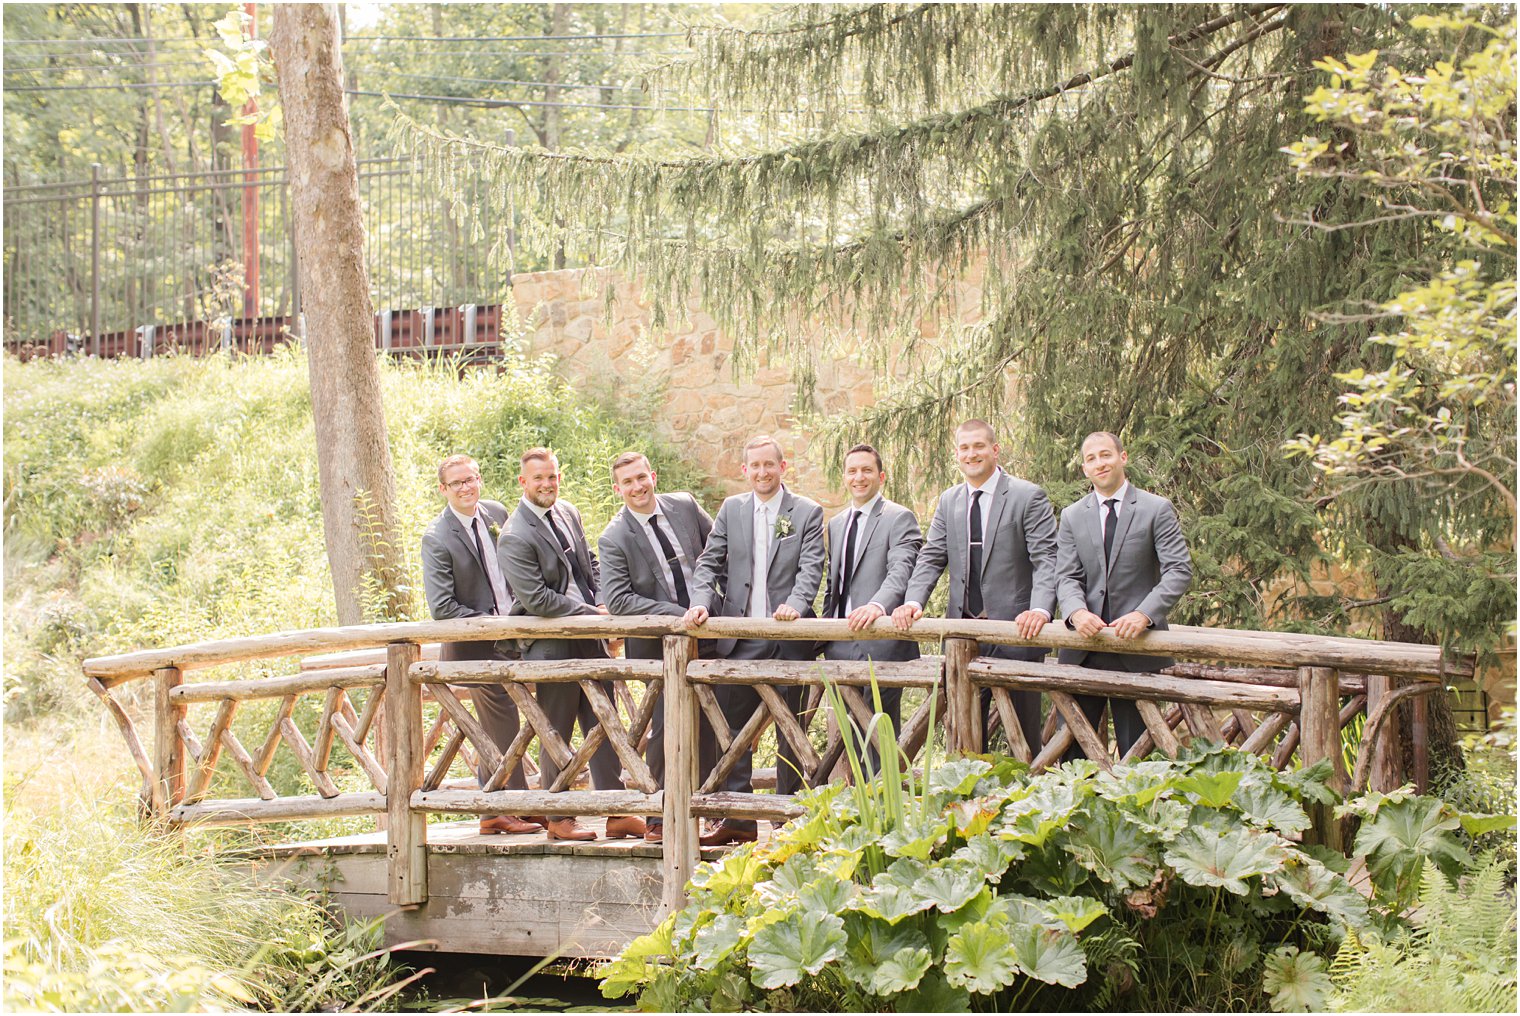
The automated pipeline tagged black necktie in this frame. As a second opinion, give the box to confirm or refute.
[1102,498,1119,562]
[470,516,500,613]
[1101,497,1118,620]
[545,508,596,603]
[648,514,690,608]
[837,509,860,617]
[967,489,984,618]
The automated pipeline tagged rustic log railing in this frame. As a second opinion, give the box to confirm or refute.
[82,616,1462,912]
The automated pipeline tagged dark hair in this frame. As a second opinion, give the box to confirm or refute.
[844,443,883,471]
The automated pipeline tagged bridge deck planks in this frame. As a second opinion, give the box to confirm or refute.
[249,818,761,958]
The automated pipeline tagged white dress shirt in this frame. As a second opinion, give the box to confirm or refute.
[749,491,783,618]
[838,494,883,614]
[450,504,511,613]
[523,498,588,607]
[628,506,693,601]
[1095,481,1130,544]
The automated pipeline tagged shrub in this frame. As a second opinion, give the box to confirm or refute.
[602,740,1506,1012]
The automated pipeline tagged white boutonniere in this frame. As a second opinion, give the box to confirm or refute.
[774,515,794,539]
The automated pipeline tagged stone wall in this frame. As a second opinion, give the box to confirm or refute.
[509,266,982,507]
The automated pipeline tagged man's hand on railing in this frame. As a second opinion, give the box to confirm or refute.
[1013,610,1048,640]
[846,603,884,631]
[1111,611,1152,639]
[1068,608,1106,638]
[682,605,709,627]
[891,603,923,631]
[772,604,800,621]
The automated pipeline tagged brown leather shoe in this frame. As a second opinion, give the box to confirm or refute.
[521,815,549,828]
[604,815,647,840]
[479,815,540,835]
[545,818,597,841]
[699,821,758,847]
[644,824,664,843]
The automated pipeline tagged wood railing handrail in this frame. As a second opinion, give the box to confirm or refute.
[81,615,1461,685]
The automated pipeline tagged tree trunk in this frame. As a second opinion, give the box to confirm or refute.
[268,3,408,626]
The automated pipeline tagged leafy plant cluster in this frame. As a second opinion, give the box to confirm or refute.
[602,741,1507,1012]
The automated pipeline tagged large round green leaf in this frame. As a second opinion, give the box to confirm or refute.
[747,910,847,990]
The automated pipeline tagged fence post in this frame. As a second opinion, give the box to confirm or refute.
[153,665,185,820]
[1364,674,1403,792]
[661,634,699,915]
[89,163,102,358]
[944,637,981,755]
[1410,694,1430,793]
[386,641,427,906]
[1297,666,1347,850]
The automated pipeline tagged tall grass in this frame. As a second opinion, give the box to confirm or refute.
[2,346,718,721]
[3,347,718,1009]
[2,771,407,1012]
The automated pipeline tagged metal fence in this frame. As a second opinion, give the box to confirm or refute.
[2,157,512,355]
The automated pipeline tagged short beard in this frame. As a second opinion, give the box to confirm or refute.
[526,489,557,509]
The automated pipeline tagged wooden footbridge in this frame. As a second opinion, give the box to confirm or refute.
[82,617,1460,958]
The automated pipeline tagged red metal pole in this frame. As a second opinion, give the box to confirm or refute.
[241,2,261,320]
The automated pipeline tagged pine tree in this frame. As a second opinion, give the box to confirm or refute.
[399,4,1516,770]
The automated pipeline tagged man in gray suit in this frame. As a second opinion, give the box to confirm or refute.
[1056,431,1192,759]
[497,447,645,842]
[822,444,923,757]
[598,451,718,843]
[682,435,825,845]
[420,454,543,835]
[893,419,1059,752]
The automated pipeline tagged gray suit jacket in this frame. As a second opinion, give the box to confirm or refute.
[497,497,602,660]
[690,485,825,630]
[822,497,922,663]
[599,492,716,660]
[904,469,1060,623]
[1056,484,1193,672]
[419,500,517,663]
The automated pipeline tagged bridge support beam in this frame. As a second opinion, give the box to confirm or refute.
[661,635,699,915]
[1297,665,1348,850]
[387,641,427,905]
[944,637,981,754]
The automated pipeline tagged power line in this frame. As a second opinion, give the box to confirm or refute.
[4,60,203,75]
[349,89,713,114]
[357,69,642,92]
[2,36,209,47]
[343,32,687,43]
[5,80,210,92]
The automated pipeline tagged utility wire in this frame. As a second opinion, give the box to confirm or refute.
[349,89,712,113]
[343,32,688,42]
[356,69,643,91]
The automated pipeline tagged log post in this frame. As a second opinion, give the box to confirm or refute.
[1364,675,1403,792]
[1298,666,1348,850]
[661,635,699,915]
[1410,693,1430,793]
[153,665,185,820]
[944,637,981,755]
[386,641,426,905]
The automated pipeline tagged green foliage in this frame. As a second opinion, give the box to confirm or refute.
[1283,15,1517,637]
[1325,854,1518,1013]
[405,2,1517,665]
[2,348,718,725]
[601,742,1497,1012]
[2,785,407,1012]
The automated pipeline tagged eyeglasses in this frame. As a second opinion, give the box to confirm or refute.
[444,475,482,491]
